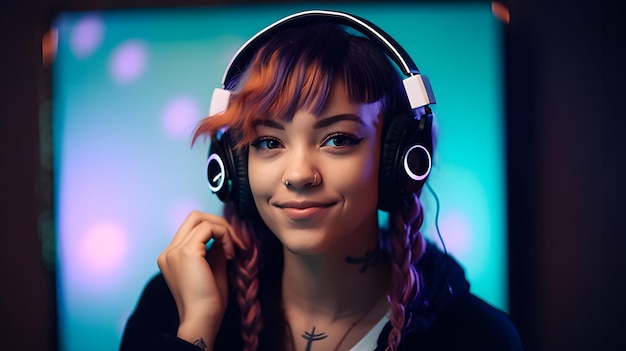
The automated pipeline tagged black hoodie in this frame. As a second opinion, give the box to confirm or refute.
[120,243,523,351]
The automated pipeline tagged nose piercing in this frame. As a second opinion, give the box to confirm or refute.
[284,174,318,188]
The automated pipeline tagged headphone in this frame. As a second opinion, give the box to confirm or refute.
[205,10,436,216]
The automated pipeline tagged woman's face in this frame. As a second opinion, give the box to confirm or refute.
[248,79,383,256]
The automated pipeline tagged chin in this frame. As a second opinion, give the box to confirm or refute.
[283,245,323,257]
[275,229,333,256]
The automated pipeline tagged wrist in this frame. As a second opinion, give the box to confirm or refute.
[177,320,219,351]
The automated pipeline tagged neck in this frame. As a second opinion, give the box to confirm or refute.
[281,230,390,318]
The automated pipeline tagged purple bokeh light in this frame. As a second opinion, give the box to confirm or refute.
[110,39,148,83]
[439,209,472,257]
[70,14,105,58]
[162,96,202,139]
[78,220,129,273]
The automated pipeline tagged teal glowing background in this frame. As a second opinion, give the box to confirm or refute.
[53,4,504,350]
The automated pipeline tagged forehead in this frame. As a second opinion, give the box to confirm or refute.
[318,79,382,127]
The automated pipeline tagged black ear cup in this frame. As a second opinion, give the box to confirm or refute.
[378,110,433,211]
[206,134,231,202]
[207,131,254,217]
[233,147,254,217]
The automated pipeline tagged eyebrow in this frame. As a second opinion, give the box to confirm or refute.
[252,119,284,130]
[314,114,365,129]
[252,114,364,130]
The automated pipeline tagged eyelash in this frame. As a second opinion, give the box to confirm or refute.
[250,133,364,151]
[321,133,364,148]
[250,136,283,150]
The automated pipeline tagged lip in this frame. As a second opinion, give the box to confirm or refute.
[274,200,336,220]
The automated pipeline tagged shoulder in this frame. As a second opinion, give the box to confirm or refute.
[132,273,177,315]
[394,294,523,351]
[120,273,181,350]
[402,243,524,350]
[411,293,524,350]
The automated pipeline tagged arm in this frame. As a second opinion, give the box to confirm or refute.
[120,211,244,351]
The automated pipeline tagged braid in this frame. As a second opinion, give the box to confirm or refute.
[385,194,426,351]
[224,204,263,351]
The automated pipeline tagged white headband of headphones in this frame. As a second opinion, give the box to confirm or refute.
[208,10,436,116]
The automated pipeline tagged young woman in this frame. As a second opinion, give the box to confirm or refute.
[120,10,523,351]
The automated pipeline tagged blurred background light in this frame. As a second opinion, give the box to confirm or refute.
[70,14,104,58]
[492,1,511,24]
[109,39,148,83]
[162,96,202,139]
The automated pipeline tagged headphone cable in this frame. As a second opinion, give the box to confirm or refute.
[425,182,447,257]
[425,182,453,296]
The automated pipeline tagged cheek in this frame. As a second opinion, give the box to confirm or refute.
[329,143,381,197]
[248,158,291,235]
[247,157,275,200]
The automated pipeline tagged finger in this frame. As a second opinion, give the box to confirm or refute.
[183,220,236,260]
[168,211,218,247]
[169,211,233,248]
[196,212,246,252]
[182,211,247,252]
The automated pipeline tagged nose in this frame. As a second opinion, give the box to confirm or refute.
[282,148,319,189]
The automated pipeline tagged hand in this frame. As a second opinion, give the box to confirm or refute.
[157,210,244,347]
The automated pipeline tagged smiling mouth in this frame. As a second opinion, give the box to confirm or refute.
[276,201,334,209]
[274,201,336,219]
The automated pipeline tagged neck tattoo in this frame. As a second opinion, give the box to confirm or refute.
[291,296,381,351]
[302,326,327,351]
[345,246,381,273]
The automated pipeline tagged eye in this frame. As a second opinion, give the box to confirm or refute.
[322,133,364,147]
[251,137,283,150]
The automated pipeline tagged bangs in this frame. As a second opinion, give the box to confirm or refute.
[235,45,336,129]
[193,22,406,151]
